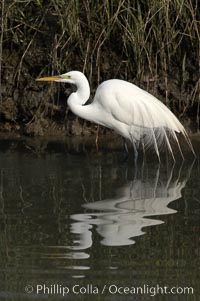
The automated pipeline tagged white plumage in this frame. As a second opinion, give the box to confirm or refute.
[36,71,195,161]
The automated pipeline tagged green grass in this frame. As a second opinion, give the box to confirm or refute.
[0,0,199,129]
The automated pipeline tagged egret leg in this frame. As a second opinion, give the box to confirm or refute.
[142,141,146,160]
[95,125,99,152]
[133,142,138,165]
[122,138,129,161]
[123,138,129,153]
[129,132,138,165]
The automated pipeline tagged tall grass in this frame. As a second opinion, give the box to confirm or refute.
[1,0,199,124]
[0,0,5,103]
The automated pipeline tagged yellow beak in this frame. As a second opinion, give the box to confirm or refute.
[36,76,61,82]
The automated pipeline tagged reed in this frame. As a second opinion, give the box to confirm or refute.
[1,0,199,127]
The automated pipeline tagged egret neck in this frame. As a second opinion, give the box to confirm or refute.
[67,75,96,122]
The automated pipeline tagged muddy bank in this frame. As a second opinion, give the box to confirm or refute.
[0,132,199,157]
[0,50,113,137]
[0,49,199,137]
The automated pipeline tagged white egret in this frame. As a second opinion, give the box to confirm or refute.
[36,71,195,161]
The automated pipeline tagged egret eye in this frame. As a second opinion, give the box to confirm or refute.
[61,74,71,79]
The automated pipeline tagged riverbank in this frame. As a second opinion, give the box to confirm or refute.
[0,132,199,159]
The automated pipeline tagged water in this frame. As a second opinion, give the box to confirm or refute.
[0,137,199,300]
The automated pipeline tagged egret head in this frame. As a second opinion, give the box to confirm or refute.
[36,71,86,85]
[36,70,90,103]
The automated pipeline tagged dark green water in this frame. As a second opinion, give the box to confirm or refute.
[0,138,199,300]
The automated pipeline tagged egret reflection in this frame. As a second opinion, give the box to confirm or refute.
[70,162,193,249]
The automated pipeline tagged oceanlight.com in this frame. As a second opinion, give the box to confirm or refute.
[24,283,194,297]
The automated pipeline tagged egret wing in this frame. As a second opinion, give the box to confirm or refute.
[96,79,194,159]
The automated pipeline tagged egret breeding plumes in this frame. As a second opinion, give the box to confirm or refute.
[36,71,195,161]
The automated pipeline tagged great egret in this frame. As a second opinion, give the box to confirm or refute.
[36,71,195,161]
